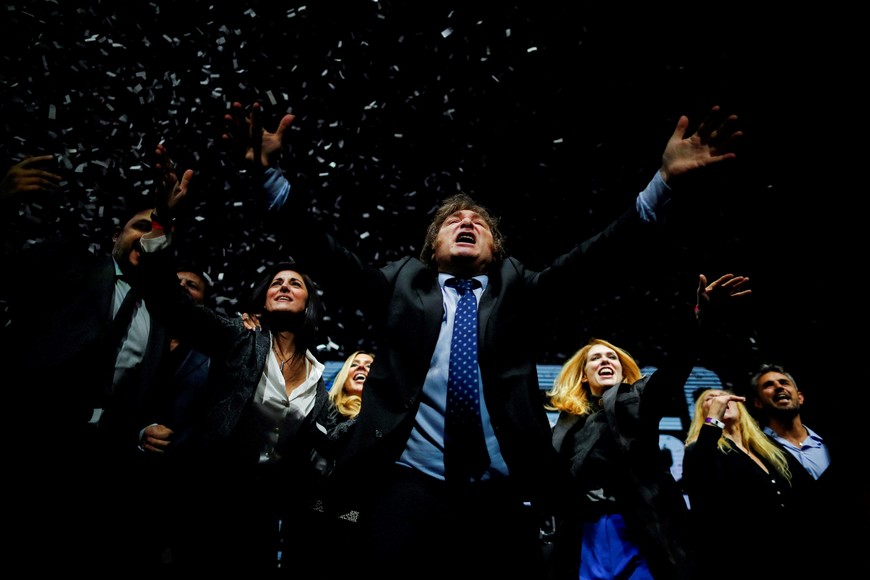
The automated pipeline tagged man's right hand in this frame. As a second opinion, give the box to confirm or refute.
[223,101,295,168]
[140,424,175,454]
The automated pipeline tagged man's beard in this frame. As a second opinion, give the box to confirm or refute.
[768,404,800,420]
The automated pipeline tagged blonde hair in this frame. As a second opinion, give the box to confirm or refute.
[685,388,792,483]
[546,338,642,416]
[328,350,375,419]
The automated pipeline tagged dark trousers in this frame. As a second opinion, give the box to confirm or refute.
[360,465,547,579]
[172,459,332,579]
[11,431,161,576]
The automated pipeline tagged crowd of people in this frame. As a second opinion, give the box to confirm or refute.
[1,98,862,579]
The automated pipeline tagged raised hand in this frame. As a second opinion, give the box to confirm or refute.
[660,106,742,185]
[223,101,295,168]
[705,391,745,423]
[696,272,751,315]
[0,155,62,204]
[153,143,193,227]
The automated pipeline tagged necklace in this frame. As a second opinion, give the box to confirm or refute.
[273,343,293,371]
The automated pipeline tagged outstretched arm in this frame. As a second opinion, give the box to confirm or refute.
[635,106,741,223]
[150,143,193,233]
[636,272,751,428]
[138,143,195,455]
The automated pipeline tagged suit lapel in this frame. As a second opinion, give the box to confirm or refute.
[419,281,446,348]
[477,276,497,345]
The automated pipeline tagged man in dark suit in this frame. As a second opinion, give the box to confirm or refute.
[0,160,183,573]
[135,265,214,569]
[143,266,214,454]
[749,364,864,576]
[224,102,742,578]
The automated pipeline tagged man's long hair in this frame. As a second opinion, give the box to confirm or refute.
[418,193,507,267]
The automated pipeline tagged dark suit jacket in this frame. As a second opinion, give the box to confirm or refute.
[767,429,863,576]
[159,344,211,454]
[276,195,661,506]
[1,239,170,458]
[0,239,172,570]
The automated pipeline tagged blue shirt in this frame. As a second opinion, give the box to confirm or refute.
[763,425,830,480]
[398,273,509,481]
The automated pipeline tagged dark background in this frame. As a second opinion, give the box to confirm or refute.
[1,3,860,440]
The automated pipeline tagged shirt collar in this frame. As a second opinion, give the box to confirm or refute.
[438,272,488,292]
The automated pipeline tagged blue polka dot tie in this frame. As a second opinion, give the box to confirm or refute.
[445,277,490,481]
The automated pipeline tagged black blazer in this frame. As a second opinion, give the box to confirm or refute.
[276,196,660,505]
[159,344,211,455]
[547,312,696,580]
[683,425,799,579]
[134,252,337,480]
[766,429,863,575]
[1,240,170,455]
